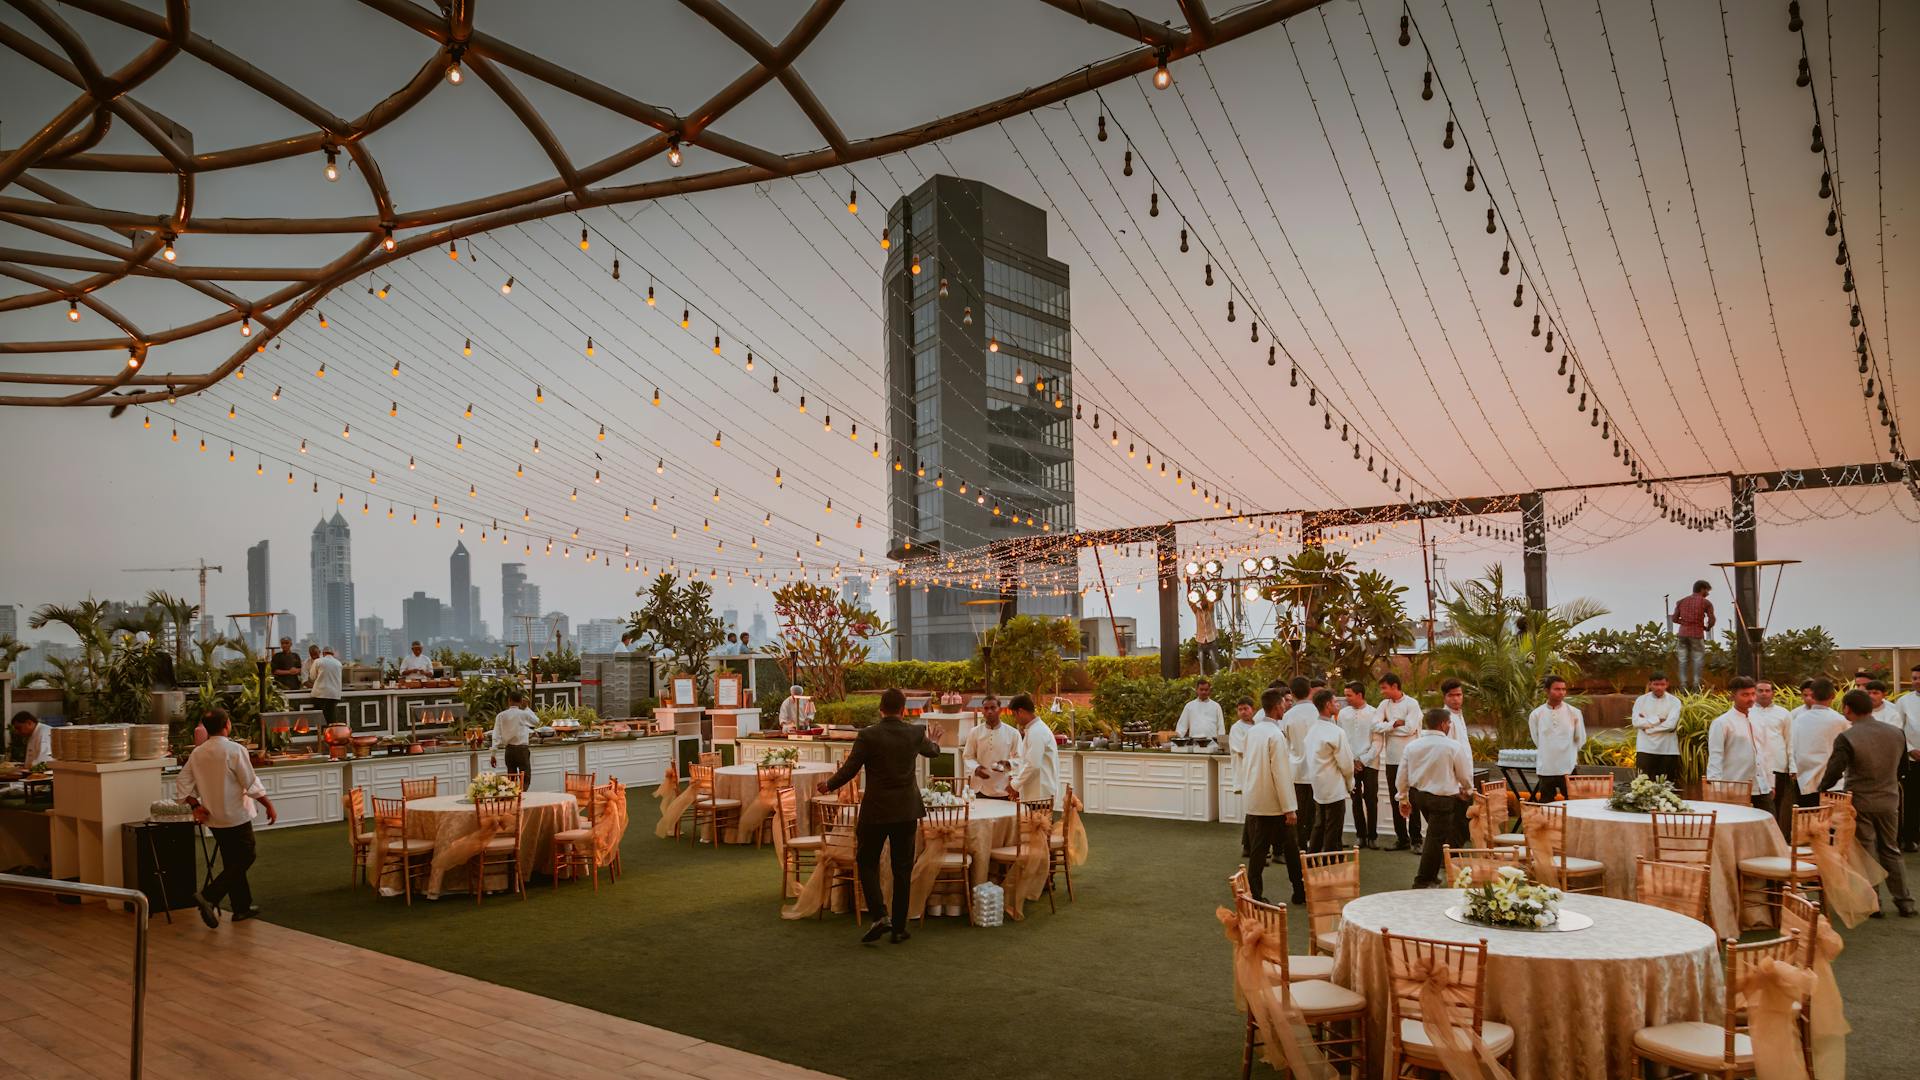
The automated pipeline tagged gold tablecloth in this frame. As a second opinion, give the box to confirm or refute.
[1334,889,1723,1080]
[379,791,578,899]
[712,762,835,843]
[820,798,1022,915]
[1560,797,1787,937]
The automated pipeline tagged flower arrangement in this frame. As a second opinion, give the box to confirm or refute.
[922,780,963,807]
[467,772,520,801]
[1456,865,1562,929]
[759,747,800,768]
[1607,773,1687,814]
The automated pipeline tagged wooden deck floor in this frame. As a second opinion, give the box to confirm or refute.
[0,892,839,1080]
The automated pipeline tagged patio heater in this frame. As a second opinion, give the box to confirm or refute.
[963,598,1008,694]
[1709,559,1801,681]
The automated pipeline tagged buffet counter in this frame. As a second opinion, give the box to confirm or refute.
[283,681,582,736]
[160,732,690,832]
[1065,748,1221,822]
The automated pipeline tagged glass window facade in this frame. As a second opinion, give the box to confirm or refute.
[984,303,1067,362]
[986,257,1068,318]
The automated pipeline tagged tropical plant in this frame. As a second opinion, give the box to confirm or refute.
[1090,669,1273,733]
[533,642,581,681]
[460,674,522,723]
[1673,690,1725,786]
[764,581,889,703]
[29,599,114,679]
[430,647,488,673]
[1255,547,1411,683]
[0,634,27,674]
[815,697,883,727]
[1577,729,1637,767]
[144,589,200,666]
[979,615,1078,697]
[1428,565,1607,745]
[1566,621,1675,686]
[1703,626,1837,685]
[95,637,165,726]
[627,574,728,700]
[20,656,94,721]
[1083,655,1162,685]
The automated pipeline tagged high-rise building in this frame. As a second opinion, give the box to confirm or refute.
[449,542,472,639]
[840,577,871,611]
[501,563,541,648]
[277,610,297,645]
[0,603,17,638]
[245,540,270,647]
[750,610,768,644]
[401,591,443,646]
[468,586,482,641]
[355,615,388,662]
[721,609,740,634]
[884,175,1077,660]
[309,512,356,661]
[577,618,627,654]
[542,611,570,648]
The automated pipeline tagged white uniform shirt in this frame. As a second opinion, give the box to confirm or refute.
[1706,708,1773,795]
[16,722,52,767]
[1871,702,1910,748]
[1395,730,1473,801]
[963,722,1022,797]
[1527,702,1586,777]
[1013,718,1059,803]
[1304,717,1355,805]
[1175,698,1225,741]
[1228,718,1259,793]
[1631,692,1683,755]
[398,651,434,676]
[1897,693,1920,752]
[174,735,266,829]
[1281,701,1320,782]
[1377,695,1422,765]
[1240,717,1298,818]
[1444,708,1474,753]
[490,706,539,749]
[1338,704,1386,768]
[777,695,815,729]
[1790,705,1849,792]
[1751,704,1792,774]
[310,655,343,699]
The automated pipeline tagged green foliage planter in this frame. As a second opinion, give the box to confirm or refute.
[1092,669,1273,732]
[815,697,883,727]
[846,660,978,693]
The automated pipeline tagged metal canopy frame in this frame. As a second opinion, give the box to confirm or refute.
[0,0,1324,407]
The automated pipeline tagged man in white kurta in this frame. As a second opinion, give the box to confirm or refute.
[963,702,1022,798]
[1228,699,1259,856]
[1527,676,1586,803]
[1439,679,1476,754]
[1376,674,1424,849]
[1339,683,1387,848]
[1281,678,1323,850]
[1790,679,1848,808]
[1008,695,1058,804]
[776,686,815,731]
[1303,689,1355,854]
[1707,677,1775,812]
[1631,674,1684,785]
[1175,680,1225,743]
[1753,680,1795,832]
[1243,688,1301,903]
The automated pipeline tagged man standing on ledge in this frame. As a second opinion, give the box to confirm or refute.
[178,708,277,927]
[815,688,943,943]
[1669,580,1716,691]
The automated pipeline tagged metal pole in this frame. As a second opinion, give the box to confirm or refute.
[1732,479,1761,679]
[1418,517,1436,650]
[1091,543,1124,657]
[0,874,148,1078]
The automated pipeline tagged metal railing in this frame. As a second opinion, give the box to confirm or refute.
[0,874,148,1079]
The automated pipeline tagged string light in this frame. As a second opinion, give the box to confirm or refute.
[579,227,590,251]
[1152,47,1172,90]
[463,338,472,356]
[666,137,682,167]
[324,147,338,181]
[449,240,459,260]
[66,299,79,322]
[500,276,513,294]
[381,226,394,252]
[162,234,177,261]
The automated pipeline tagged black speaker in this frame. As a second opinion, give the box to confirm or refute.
[121,821,199,912]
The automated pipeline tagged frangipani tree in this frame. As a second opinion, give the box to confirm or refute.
[765,582,890,704]
[625,574,727,699]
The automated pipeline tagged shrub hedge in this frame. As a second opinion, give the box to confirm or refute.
[814,696,883,727]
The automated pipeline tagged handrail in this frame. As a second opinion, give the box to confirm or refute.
[0,874,147,1079]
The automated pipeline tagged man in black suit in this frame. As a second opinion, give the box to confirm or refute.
[817,687,945,943]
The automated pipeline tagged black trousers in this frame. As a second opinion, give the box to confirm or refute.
[313,696,341,726]
[1293,784,1318,850]
[1309,800,1346,853]
[1385,764,1422,844]
[1351,765,1379,842]
[1773,773,1797,837]
[1750,792,1776,817]
[1900,758,1920,846]
[855,819,916,924]
[1245,813,1303,902]
[1240,816,1252,857]
[1411,791,1467,887]
[1534,774,1570,803]
[503,745,532,787]
[204,822,256,913]
[1635,752,1681,785]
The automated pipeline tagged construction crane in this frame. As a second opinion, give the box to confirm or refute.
[123,559,224,644]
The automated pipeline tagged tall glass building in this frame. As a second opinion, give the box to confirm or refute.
[884,175,1078,661]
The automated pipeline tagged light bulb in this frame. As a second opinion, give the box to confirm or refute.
[656,458,664,474]
[880,227,891,250]
[680,308,690,328]
[446,60,462,84]
[67,300,80,321]
[377,283,389,298]
[646,285,656,306]
[390,360,401,377]
[910,255,921,275]
[847,189,858,214]
[962,306,973,326]
[585,337,594,357]
[463,338,472,356]
[239,317,252,337]
[1153,48,1172,89]
[535,385,544,403]
[500,276,513,294]
[579,227,589,251]
[381,226,394,251]
[162,235,177,261]
[713,335,722,355]
[449,240,459,260]
[652,387,661,406]
[666,138,682,167]
[745,352,754,371]
[324,148,338,181]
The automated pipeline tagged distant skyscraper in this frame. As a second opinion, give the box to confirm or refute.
[750,610,768,644]
[501,563,541,647]
[840,577,871,610]
[277,610,297,645]
[542,610,570,648]
[884,175,1077,659]
[355,615,388,662]
[722,608,740,633]
[468,586,482,640]
[402,591,443,646]
[0,603,17,638]
[245,540,270,647]
[309,512,356,661]
[449,542,472,639]
[577,618,626,654]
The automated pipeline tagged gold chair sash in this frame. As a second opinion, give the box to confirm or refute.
[781,828,857,920]
[736,775,782,839]
[592,784,628,867]
[1740,957,1816,1080]
[1802,913,1848,1080]
[907,821,971,920]
[431,807,508,874]
[1002,808,1055,921]
[1809,800,1886,928]
[1060,789,1090,866]
[1466,796,1491,849]
[1406,957,1515,1080]
[1216,907,1331,1079]
[653,765,700,839]
[1520,804,1566,889]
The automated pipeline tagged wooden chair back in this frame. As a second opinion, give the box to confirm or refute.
[1718,935,1809,1065]
[1010,798,1055,857]
[688,762,718,795]
[1467,791,1499,848]
[776,786,803,841]
[1635,857,1711,925]
[371,795,408,830]
[1777,888,1826,972]
[564,771,596,802]
[475,794,521,834]
[1566,773,1616,799]
[1228,865,1251,899]
[816,800,860,861]
[698,751,723,768]
[1443,846,1529,887]
[1301,847,1361,944]
[1478,778,1508,798]
[1234,891,1290,972]
[344,787,368,838]
[756,763,795,793]
[400,777,439,801]
[1649,810,1717,864]
[1382,930,1490,1034]
[1699,778,1751,805]
[1817,790,1852,810]
[922,802,971,829]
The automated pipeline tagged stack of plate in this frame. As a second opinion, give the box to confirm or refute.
[90,724,131,763]
[52,726,89,763]
[131,724,170,760]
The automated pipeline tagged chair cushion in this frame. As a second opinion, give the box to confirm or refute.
[1261,980,1366,1019]
[786,834,824,849]
[1738,855,1820,879]
[552,827,593,842]
[1491,832,1527,846]
[482,835,518,852]
[936,852,970,868]
[988,845,1023,861]
[1399,1018,1517,1058]
[699,798,744,810]
[383,838,435,854]
[1632,1021,1750,1071]
[1548,855,1605,875]
[1048,834,1067,849]
[353,830,376,844]
[1270,953,1336,982]
[1314,929,1340,953]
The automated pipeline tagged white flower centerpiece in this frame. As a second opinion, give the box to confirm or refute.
[467,771,520,801]
[1607,773,1687,814]
[759,747,800,768]
[1456,865,1563,930]
[921,780,964,808]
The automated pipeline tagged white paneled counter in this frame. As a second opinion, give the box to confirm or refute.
[1072,750,1220,821]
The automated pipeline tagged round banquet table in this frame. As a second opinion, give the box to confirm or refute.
[711,762,835,843]
[379,791,578,899]
[1333,889,1723,1080]
[823,797,1023,915]
[1560,797,1787,938]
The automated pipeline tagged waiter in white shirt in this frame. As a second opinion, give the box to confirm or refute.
[1899,664,1920,851]
[489,688,540,787]
[1339,682,1387,849]
[177,708,277,927]
[963,695,1021,798]
[1242,687,1302,903]
[309,647,344,728]
[1790,678,1849,809]
[1281,677,1324,850]
[1228,698,1259,857]
[777,685,815,731]
[1752,680,1794,833]
[1438,679,1476,754]
[1006,694,1059,803]
[1376,673,1424,850]
[398,641,434,679]
[8,712,52,768]
[1527,675,1586,803]
[1631,673,1684,784]
[1175,679,1226,744]
[1395,708,1474,888]
[1707,676,1775,813]
[1303,689,1355,853]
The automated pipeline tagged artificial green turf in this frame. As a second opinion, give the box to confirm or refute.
[247,794,1919,1079]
